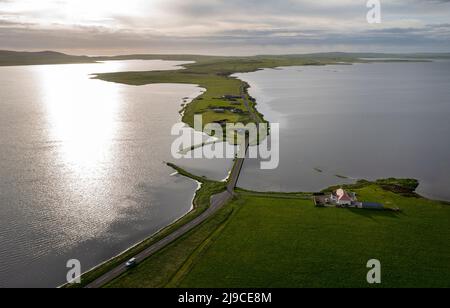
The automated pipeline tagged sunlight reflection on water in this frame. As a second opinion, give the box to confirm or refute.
[0,60,231,287]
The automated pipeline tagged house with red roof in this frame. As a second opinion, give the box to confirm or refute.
[330,188,357,206]
[314,188,384,210]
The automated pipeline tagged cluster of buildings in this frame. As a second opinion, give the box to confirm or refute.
[209,94,247,114]
[210,107,244,114]
[223,95,242,100]
[314,188,384,210]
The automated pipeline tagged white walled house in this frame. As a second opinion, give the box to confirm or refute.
[314,189,384,210]
[330,189,357,206]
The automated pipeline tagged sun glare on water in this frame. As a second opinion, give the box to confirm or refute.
[35,63,121,175]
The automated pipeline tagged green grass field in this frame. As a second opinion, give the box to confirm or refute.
[105,181,450,288]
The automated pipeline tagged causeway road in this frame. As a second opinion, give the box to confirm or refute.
[85,83,256,288]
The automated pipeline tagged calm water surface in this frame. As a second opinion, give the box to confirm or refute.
[0,60,231,287]
[236,61,450,201]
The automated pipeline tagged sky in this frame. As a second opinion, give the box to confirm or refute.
[0,0,449,55]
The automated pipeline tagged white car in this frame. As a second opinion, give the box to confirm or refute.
[125,258,137,268]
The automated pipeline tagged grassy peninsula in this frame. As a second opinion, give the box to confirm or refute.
[93,54,358,130]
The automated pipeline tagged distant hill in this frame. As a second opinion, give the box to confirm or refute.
[258,52,450,59]
[0,50,95,66]
[1,50,450,67]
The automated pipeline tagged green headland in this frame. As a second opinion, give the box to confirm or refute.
[93,54,361,131]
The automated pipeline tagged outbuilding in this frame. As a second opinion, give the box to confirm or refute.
[361,202,384,210]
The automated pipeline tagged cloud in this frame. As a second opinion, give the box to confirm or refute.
[0,0,449,54]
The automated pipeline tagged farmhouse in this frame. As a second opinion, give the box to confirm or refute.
[313,188,384,210]
[331,188,356,206]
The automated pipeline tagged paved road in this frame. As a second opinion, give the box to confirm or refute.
[227,140,249,193]
[85,85,256,288]
[86,190,233,288]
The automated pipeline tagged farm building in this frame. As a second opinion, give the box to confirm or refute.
[313,189,384,210]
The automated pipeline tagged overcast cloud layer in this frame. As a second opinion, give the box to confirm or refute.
[0,0,449,55]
